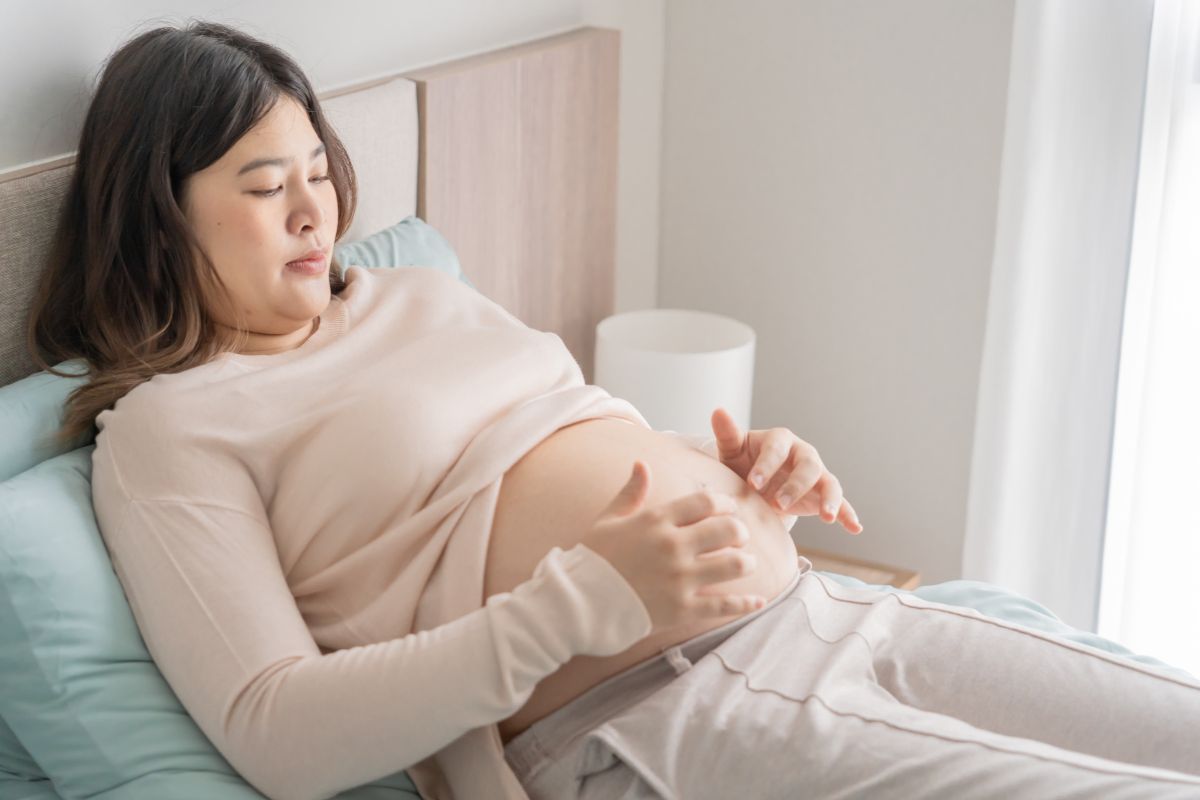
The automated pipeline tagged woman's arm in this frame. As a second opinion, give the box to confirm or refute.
[101,497,650,800]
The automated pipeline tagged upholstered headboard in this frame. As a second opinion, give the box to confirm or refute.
[0,25,619,388]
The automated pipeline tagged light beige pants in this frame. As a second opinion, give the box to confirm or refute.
[503,557,1200,799]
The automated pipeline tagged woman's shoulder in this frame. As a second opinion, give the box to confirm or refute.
[93,374,251,505]
[94,359,241,445]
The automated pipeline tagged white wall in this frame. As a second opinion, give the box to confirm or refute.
[0,0,665,312]
[582,0,666,314]
[659,0,1016,584]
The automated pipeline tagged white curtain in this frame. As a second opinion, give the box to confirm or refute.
[962,0,1154,631]
[1098,0,1200,677]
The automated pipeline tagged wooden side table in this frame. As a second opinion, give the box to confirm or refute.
[796,544,921,590]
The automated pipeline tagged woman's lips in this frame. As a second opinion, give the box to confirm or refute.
[285,253,327,275]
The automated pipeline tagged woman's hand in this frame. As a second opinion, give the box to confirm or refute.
[580,460,767,632]
[709,407,863,535]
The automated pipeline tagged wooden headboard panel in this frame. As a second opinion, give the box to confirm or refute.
[406,27,620,383]
[0,26,619,388]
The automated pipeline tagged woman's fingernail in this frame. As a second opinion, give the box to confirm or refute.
[824,503,836,518]
[777,492,793,508]
[750,472,764,489]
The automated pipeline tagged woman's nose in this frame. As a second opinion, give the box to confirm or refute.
[290,187,326,233]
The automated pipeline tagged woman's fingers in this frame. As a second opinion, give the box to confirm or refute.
[689,549,767,615]
[664,488,739,527]
[693,592,767,616]
[840,498,863,533]
[683,514,750,556]
[656,502,766,617]
[769,467,835,517]
[770,458,824,513]
[804,472,861,533]
[747,431,794,490]
[691,546,757,584]
[815,472,844,522]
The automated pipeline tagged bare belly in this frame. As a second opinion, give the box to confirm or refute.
[484,417,800,745]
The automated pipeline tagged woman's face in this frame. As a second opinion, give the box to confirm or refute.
[181,95,339,354]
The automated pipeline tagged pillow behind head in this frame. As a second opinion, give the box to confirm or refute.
[333,215,473,289]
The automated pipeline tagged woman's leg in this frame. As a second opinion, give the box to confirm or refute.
[812,572,1200,776]
[566,568,1200,799]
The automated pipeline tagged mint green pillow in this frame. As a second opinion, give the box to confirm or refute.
[0,773,58,799]
[0,360,91,790]
[0,360,92,482]
[334,215,473,289]
[0,714,46,790]
[0,447,422,798]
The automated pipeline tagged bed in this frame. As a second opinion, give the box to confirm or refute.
[0,24,1192,800]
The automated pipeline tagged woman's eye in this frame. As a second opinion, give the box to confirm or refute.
[249,176,328,197]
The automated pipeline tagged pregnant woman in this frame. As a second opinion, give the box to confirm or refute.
[31,20,1200,800]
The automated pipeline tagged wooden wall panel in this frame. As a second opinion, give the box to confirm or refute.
[405,27,620,383]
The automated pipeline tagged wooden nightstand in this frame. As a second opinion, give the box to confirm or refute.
[796,544,921,590]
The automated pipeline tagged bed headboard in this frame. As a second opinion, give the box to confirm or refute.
[0,25,619,388]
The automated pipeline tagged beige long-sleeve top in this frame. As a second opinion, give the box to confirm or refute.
[90,266,736,800]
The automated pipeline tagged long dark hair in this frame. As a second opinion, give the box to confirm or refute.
[27,20,357,449]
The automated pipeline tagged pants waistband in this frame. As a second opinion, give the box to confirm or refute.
[503,554,812,782]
